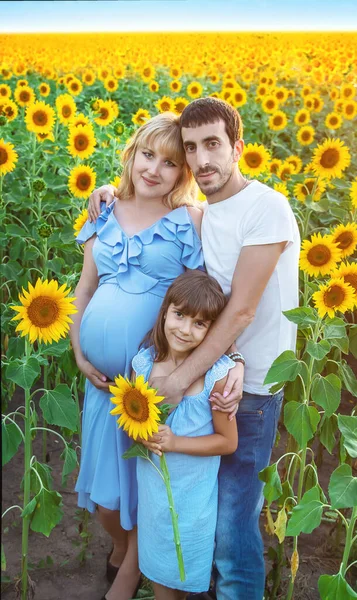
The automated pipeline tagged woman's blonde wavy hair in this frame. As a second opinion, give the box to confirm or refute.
[116,112,198,209]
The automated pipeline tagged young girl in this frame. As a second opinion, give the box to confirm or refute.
[131,270,238,600]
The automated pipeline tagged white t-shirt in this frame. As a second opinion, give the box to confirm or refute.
[201,180,300,395]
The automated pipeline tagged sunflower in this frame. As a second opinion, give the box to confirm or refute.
[56,94,77,125]
[0,84,12,98]
[170,66,182,79]
[0,139,18,176]
[269,158,283,175]
[149,81,159,93]
[262,95,278,114]
[240,143,271,177]
[98,67,110,81]
[36,131,55,144]
[277,162,295,182]
[109,375,163,441]
[38,82,51,97]
[16,79,29,88]
[67,77,83,96]
[187,82,203,99]
[170,80,182,93]
[2,99,18,122]
[296,125,315,146]
[94,99,115,126]
[14,85,35,107]
[274,87,289,104]
[232,88,247,108]
[141,64,155,83]
[286,155,303,174]
[11,278,77,345]
[331,262,357,304]
[294,178,326,203]
[73,208,89,235]
[132,108,150,126]
[311,138,351,180]
[325,111,342,130]
[330,223,357,258]
[342,100,357,121]
[68,165,96,199]
[114,65,125,79]
[294,108,310,126]
[340,83,355,100]
[82,69,96,86]
[156,96,175,113]
[350,179,357,209]
[312,278,355,319]
[25,101,55,135]
[268,110,288,131]
[273,182,289,199]
[67,124,96,159]
[300,233,342,277]
[104,76,118,93]
[174,97,189,115]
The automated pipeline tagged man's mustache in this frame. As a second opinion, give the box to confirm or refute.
[195,166,217,176]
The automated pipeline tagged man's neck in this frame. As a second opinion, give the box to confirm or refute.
[206,168,251,205]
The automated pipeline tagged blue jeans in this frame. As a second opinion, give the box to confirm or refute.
[214,389,284,600]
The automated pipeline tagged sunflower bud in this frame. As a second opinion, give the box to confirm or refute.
[38,222,52,238]
[32,178,46,193]
[114,121,125,136]
[90,98,100,111]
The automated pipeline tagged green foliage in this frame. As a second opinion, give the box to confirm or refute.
[5,357,41,389]
[318,573,357,599]
[258,463,283,506]
[338,415,357,458]
[2,421,23,466]
[264,351,303,386]
[284,401,320,447]
[286,486,324,536]
[329,464,357,509]
[39,384,78,430]
[311,373,341,417]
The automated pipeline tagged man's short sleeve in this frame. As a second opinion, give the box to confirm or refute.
[240,190,296,248]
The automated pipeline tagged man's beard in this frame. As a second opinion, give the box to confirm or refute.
[195,153,234,197]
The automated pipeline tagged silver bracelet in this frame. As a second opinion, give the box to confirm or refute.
[227,351,245,366]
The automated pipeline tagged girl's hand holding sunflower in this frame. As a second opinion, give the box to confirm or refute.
[138,425,176,456]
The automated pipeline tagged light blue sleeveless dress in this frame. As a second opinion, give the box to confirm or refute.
[74,201,204,530]
[132,347,235,592]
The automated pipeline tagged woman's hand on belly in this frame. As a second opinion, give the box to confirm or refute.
[77,357,114,391]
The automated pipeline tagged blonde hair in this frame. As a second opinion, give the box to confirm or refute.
[116,113,198,209]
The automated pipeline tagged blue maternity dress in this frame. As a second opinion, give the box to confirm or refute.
[74,201,204,530]
[132,347,235,592]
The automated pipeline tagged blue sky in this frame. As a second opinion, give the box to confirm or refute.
[1,0,356,32]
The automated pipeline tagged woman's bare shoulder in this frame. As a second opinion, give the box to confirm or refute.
[187,206,203,237]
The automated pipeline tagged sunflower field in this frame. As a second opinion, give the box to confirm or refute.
[1,32,357,600]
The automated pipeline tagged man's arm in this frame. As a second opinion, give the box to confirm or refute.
[149,241,287,404]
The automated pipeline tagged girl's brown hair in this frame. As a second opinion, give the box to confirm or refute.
[116,112,199,209]
[144,270,227,362]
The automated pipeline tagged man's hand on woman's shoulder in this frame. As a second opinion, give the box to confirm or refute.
[88,184,118,222]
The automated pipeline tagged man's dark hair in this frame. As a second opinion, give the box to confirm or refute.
[179,97,243,148]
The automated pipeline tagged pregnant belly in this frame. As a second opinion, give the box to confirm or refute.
[79,283,162,379]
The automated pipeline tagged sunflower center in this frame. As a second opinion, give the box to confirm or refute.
[0,88,6,96]
[335,231,353,250]
[323,285,345,308]
[99,108,109,119]
[62,105,72,117]
[266,100,275,109]
[71,83,79,91]
[191,87,198,94]
[344,274,357,292]
[246,152,262,168]
[329,116,338,126]
[345,104,353,115]
[274,116,283,126]
[0,147,9,165]
[20,91,30,102]
[320,148,339,169]
[122,389,149,422]
[27,296,60,327]
[77,173,91,190]
[143,68,151,78]
[307,244,331,266]
[161,101,170,111]
[298,114,306,123]
[344,89,352,98]
[301,130,311,141]
[33,110,48,126]
[235,93,243,102]
[74,133,89,151]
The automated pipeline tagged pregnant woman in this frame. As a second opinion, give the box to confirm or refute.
[69,113,204,600]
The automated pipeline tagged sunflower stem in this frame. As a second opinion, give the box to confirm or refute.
[21,339,32,600]
[159,453,185,582]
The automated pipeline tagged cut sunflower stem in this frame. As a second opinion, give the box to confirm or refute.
[159,453,185,582]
